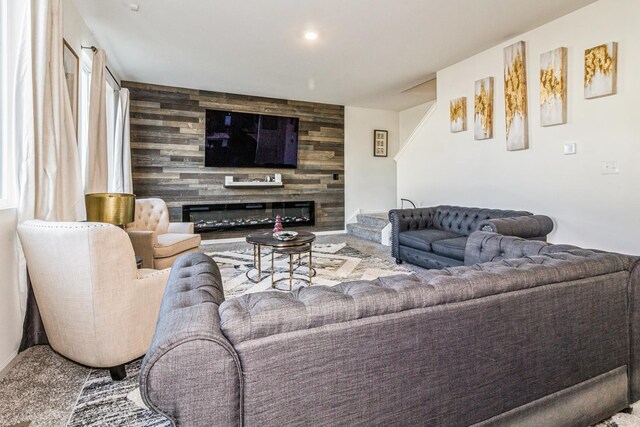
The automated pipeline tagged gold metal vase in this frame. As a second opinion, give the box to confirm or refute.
[85,193,136,227]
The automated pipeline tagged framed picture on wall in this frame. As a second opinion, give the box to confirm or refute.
[373,130,388,157]
[63,39,79,136]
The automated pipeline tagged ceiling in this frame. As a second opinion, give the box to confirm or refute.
[72,0,597,111]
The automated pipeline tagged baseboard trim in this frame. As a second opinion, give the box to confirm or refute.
[201,229,347,245]
[0,349,20,380]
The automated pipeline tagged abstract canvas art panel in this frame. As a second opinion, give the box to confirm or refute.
[503,41,529,151]
[474,77,493,140]
[450,97,466,133]
[584,42,617,99]
[540,47,567,126]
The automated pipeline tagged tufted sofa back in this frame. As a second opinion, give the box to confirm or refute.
[432,205,531,236]
[219,249,630,345]
[129,198,170,234]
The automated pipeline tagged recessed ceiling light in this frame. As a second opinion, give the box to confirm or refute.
[304,31,318,41]
[129,3,139,12]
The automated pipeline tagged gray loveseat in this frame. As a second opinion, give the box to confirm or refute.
[140,234,640,426]
[389,205,554,269]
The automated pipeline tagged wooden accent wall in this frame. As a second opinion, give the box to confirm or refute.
[123,81,345,236]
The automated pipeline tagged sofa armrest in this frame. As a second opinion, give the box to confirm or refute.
[629,258,640,401]
[139,253,242,427]
[477,215,554,240]
[388,207,435,259]
[127,230,156,269]
[464,231,581,266]
[168,222,194,234]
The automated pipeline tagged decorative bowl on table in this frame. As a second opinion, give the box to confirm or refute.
[273,231,298,241]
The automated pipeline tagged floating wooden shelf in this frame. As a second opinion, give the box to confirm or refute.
[223,181,284,189]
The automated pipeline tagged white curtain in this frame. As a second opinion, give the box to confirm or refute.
[111,88,132,193]
[84,49,109,194]
[8,0,86,314]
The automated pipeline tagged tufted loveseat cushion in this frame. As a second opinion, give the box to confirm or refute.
[219,250,630,346]
[398,229,460,252]
[431,236,468,260]
[433,205,531,236]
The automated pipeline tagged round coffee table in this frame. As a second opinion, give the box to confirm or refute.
[245,231,316,288]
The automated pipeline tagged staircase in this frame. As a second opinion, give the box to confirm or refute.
[346,213,391,245]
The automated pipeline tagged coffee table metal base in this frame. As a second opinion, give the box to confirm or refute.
[246,243,317,285]
[246,244,268,283]
[271,244,314,291]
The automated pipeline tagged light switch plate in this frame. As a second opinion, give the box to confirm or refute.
[563,143,576,155]
[601,160,620,174]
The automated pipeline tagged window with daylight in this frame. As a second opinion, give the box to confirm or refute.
[0,0,9,207]
[77,52,92,182]
[105,76,119,174]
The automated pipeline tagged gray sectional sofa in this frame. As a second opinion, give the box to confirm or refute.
[389,205,554,269]
[140,233,640,426]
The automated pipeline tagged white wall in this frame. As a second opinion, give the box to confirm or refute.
[63,0,93,55]
[0,208,21,373]
[63,0,121,81]
[397,0,640,254]
[399,101,433,147]
[0,0,21,375]
[345,106,399,220]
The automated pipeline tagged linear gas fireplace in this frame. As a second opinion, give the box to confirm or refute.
[182,201,315,233]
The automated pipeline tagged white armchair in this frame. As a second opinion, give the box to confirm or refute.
[126,198,201,269]
[17,220,171,380]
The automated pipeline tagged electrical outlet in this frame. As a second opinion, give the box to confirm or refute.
[601,160,620,174]
[563,143,576,155]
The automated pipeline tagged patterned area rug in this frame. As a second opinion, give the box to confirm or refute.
[65,243,409,425]
[66,360,167,427]
[208,242,410,297]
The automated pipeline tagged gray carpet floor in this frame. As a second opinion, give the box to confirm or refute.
[1,234,640,426]
[0,346,89,427]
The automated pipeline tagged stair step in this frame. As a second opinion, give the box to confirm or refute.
[356,213,389,229]
[346,223,382,243]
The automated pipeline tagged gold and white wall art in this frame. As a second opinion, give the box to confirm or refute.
[540,47,567,126]
[450,97,467,133]
[503,41,529,151]
[584,42,617,99]
[474,77,493,140]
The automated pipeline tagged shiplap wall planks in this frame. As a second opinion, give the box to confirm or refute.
[123,81,345,234]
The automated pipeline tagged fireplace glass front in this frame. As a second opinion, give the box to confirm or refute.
[182,201,315,233]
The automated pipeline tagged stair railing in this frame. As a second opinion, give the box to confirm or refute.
[400,198,416,209]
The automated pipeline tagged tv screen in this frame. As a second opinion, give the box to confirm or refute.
[204,109,299,168]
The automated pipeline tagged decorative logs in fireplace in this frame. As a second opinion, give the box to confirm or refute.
[182,201,315,233]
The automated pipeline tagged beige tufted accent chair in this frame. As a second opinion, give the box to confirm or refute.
[17,220,171,380]
[126,198,201,269]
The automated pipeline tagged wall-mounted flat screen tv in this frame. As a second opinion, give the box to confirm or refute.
[204,109,299,168]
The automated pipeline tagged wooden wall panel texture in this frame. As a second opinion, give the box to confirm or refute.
[123,81,345,235]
